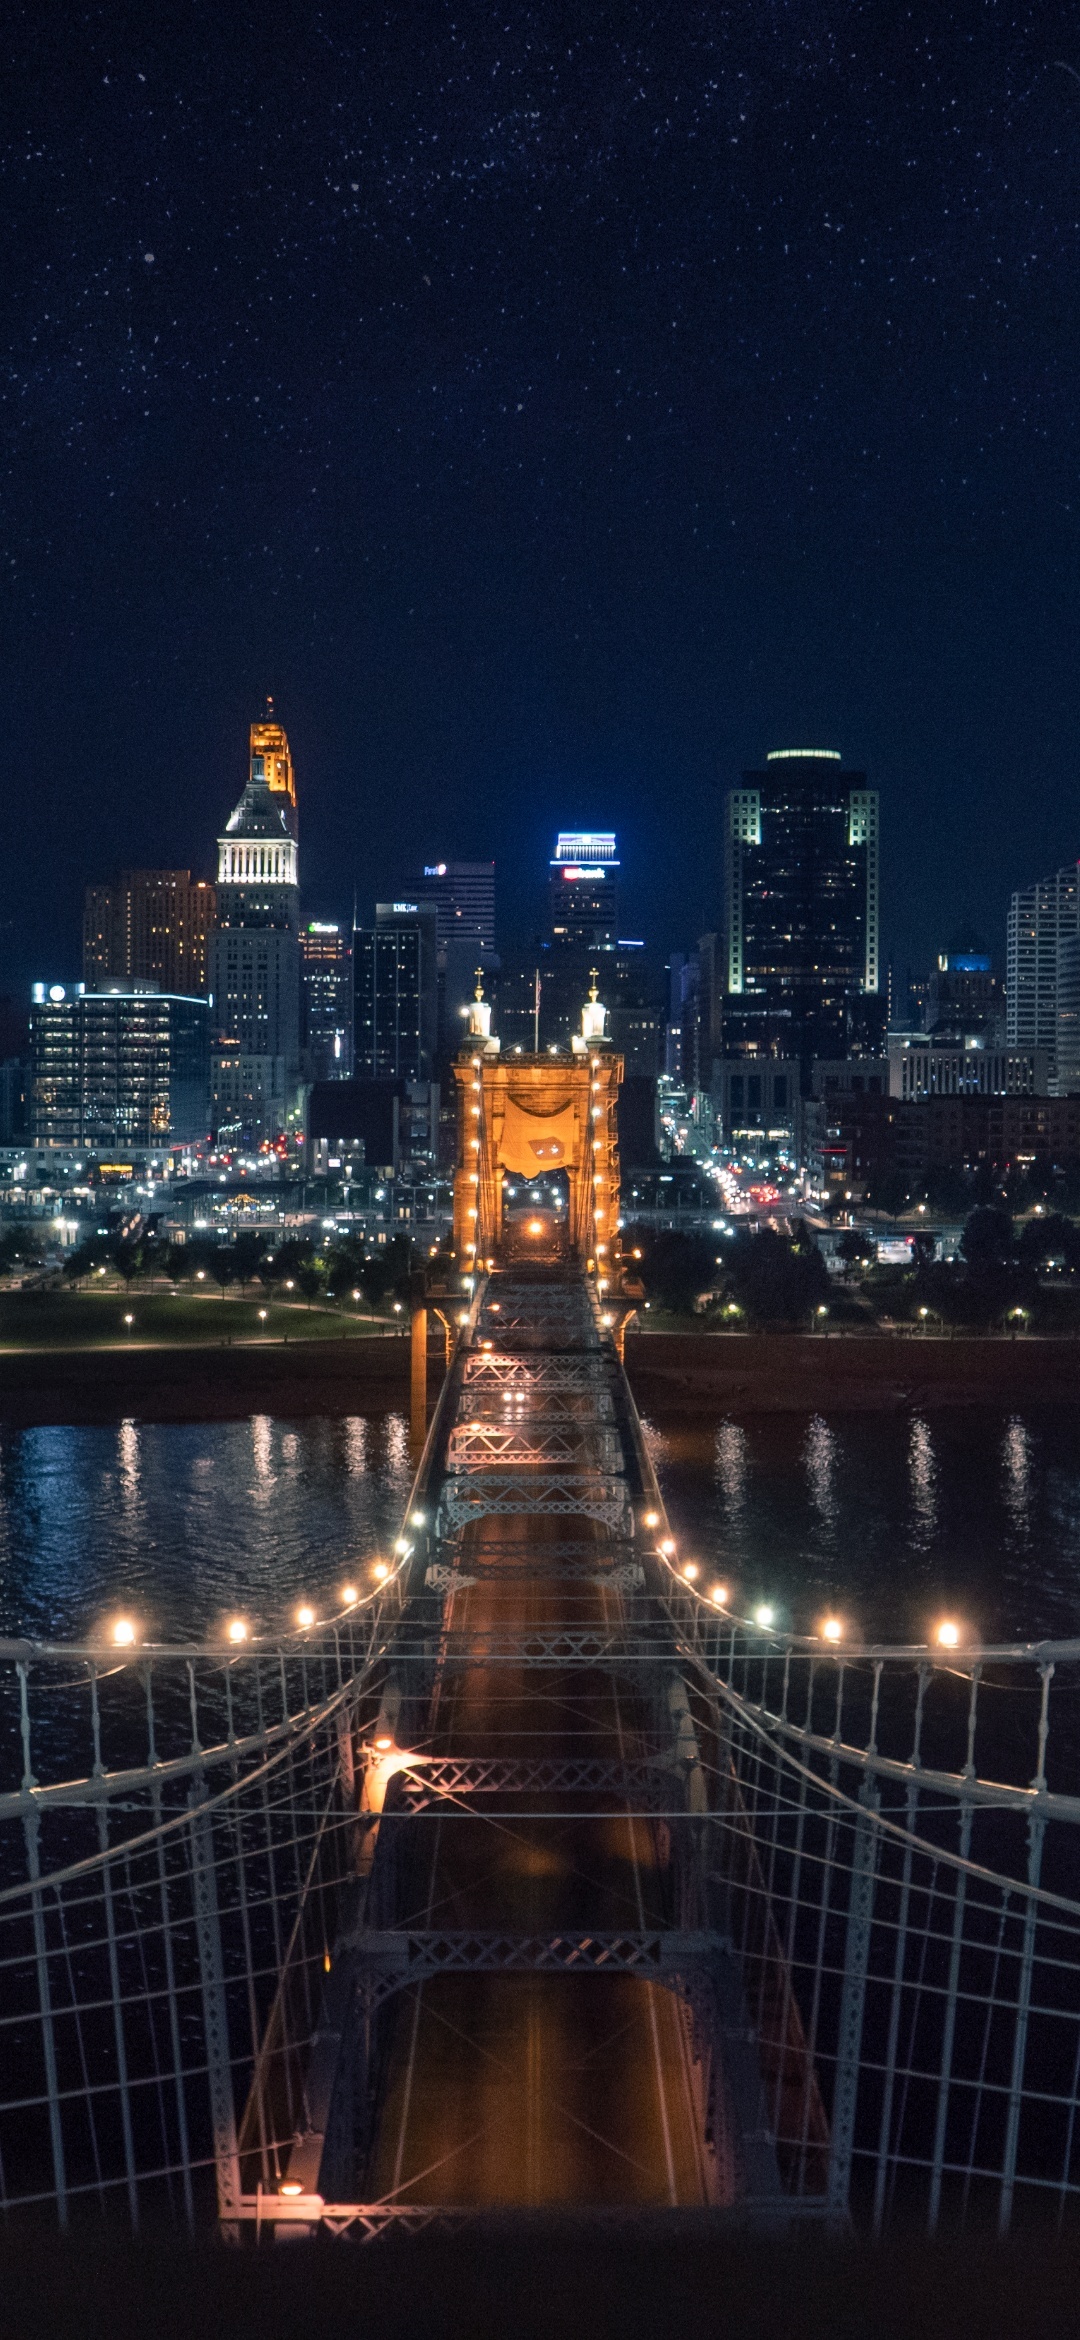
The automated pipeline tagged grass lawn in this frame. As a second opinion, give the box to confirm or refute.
[0,1288,399,1348]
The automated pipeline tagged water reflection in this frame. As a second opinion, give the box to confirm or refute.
[652,1408,1080,1646]
[0,1414,413,1644]
[804,1415,838,1556]
[1003,1416,1033,1545]
[908,1417,938,1551]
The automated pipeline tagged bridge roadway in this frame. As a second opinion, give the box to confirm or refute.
[357,1268,722,2212]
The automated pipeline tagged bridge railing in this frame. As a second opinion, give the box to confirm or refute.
[644,1534,1080,2232]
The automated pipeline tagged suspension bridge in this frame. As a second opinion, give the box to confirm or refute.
[3,998,1080,2238]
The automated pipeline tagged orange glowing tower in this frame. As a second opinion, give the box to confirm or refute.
[452,971,623,1288]
[249,699,297,835]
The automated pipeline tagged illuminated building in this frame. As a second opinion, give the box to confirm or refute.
[300,922,352,1080]
[925,940,1004,1045]
[723,749,882,1075]
[353,902,438,1082]
[549,832,619,949]
[29,982,210,1148]
[83,872,216,996]
[413,861,496,1070]
[414,861,495,953]
[209,713,301,1140]
[1007,865,1079,1084]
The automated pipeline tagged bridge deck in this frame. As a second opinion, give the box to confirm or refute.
[360,1269,722,2210]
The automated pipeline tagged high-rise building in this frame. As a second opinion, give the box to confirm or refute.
[353,902,439,1082]
[723,749,882,1076]
[29,981,210,1149]
[549,832,620,949]
[1007,866,1079,1084]
[300,922,352,1081]
[83,872,217,996]
[412,861,496,1070]
[414,861,495,953]
[925,940,1005,1046]
[209,714,301,1141]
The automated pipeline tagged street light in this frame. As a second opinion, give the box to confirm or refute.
[295,1603,315,1629]
[227,1618,249,1644]
[820,1616,844,1644]
[112,1616,137,1647]
[935,1618,961,1650]
[754,1603,776,1629]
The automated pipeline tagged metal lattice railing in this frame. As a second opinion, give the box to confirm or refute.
[2,1262,1080,2237]
[649,1562,1080,2232]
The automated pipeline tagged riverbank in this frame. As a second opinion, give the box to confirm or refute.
[0,1325,1076,1424]
[624,1329,1080,1412]
[0,1334,414,1423]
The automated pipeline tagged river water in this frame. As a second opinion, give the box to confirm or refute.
[1,1405,1079,1650]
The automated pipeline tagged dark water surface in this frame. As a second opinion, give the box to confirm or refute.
[1,1407,1080,1648]
[646,1407,1080,1647]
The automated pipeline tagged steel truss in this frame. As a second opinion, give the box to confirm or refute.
[446,1422,624,1468]
[380,1755,678,1807]
[460,1390,616,1423]
[437,1471,629,1530]
[425,1559,644,1590]
[336,1926,727,2003]
[387,1627,670,1667]
[462,1353,610,1389]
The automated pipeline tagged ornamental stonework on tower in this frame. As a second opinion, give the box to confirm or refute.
[209,705,302,1143]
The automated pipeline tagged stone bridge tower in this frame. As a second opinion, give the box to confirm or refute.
[452,974,623,1289]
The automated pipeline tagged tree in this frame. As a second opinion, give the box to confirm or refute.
[836,1229,876,1273]
[637,1230,719,1315]
[959,1207,1013,1274]
[722,1226,830,1326]
[232,1232,266,1292]
[1016,1212,1080,1275]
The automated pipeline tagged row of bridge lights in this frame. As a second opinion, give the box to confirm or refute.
[640,1510,965,1650]
[105,1516,431,1649]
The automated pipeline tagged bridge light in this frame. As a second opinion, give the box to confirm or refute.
[341,1585,358,1605]
[711,1584,729,1607]
[643,1510,659,1527]
[458,1312,469,1325]
[754,1603,776,1629]
[296,1604,316,1629]
[410,1511,426,1527]
[372,1561,390,1582]
[226,1618,249,1644]
[279,2181,304,2197]
[820,1616,844,1644]
[682,1562,700,1581]
[112,1616,138,1647]
[935,1618,961,1649]
[659,1537,675,1556]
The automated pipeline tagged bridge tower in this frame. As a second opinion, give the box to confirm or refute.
[452,971,623,1283]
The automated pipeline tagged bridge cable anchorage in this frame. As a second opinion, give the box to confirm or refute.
[6,1242,1080,2233]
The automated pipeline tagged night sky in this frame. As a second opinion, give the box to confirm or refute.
[4,1,1080,995]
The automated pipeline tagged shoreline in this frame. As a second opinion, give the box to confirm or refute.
[0,1327,1075,1423]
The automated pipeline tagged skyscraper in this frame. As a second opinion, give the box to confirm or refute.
[549,833,619,949]
[29,981,210,1149]
[300,922,352,1080]
[209,714,301,1141]
[723,749,882,1075]
[1006,865,1079,1081]
[83,872,216,996]
[414,861,495,953]
[353,902,439,1081]
[413,860,496,1069]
